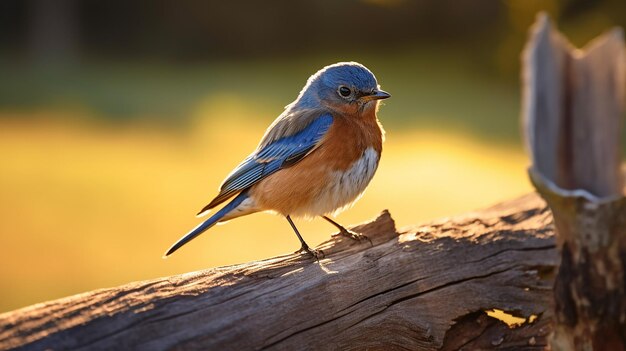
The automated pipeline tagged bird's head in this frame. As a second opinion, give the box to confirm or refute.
[291,62,390,116]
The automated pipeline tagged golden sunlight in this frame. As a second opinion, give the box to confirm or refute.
[0,114,531,312]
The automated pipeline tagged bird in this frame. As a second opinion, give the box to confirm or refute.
[164,62,390,259]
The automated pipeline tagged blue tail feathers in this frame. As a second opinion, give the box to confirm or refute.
[164,191,249,257]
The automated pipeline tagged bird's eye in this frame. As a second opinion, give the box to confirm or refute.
[338,86,352,98]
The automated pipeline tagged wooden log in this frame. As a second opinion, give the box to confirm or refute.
[0,194,556,351]
[522,13,626,351]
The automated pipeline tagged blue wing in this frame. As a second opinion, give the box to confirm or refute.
[198,113,333,214]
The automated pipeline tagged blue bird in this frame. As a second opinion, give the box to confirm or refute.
[165,62,390,258]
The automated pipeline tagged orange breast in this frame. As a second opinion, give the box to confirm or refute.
[250,105,383,217]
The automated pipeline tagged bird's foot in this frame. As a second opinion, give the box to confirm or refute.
[332,229,372,246]
[294,245,325,260]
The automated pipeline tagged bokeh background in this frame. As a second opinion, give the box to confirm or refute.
[1,0,625,313]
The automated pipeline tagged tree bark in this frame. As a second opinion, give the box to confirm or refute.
[0,194,556,351]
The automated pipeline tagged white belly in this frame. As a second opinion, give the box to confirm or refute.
[296,147,380,217]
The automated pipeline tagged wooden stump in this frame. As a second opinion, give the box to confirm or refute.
[523,13,626,350]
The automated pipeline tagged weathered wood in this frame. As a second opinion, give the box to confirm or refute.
[0,194,556,351]
[523,13,624,198]
[523,13,626,351]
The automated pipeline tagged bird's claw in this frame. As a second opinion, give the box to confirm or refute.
[294,246,325,260]
[332,229,373,246]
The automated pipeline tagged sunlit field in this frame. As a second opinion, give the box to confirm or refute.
[0,53,536,312]
[0,115,532,313]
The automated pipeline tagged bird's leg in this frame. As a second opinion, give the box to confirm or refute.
[323,216,372,246]
[286,215,324,259]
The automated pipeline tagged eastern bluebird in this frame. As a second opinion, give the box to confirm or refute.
[164,62,390,258]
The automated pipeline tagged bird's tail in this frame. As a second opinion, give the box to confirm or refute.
[163,191,251,257]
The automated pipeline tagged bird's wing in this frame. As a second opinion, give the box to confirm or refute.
[197,113,333,215]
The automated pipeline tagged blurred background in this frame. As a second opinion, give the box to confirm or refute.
[0,0,624,313]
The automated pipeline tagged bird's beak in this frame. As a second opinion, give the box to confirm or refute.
[361,89,391,102]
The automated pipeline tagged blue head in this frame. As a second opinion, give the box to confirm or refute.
[290,62,390,114]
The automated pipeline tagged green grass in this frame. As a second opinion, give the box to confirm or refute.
[0,50,522,143]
